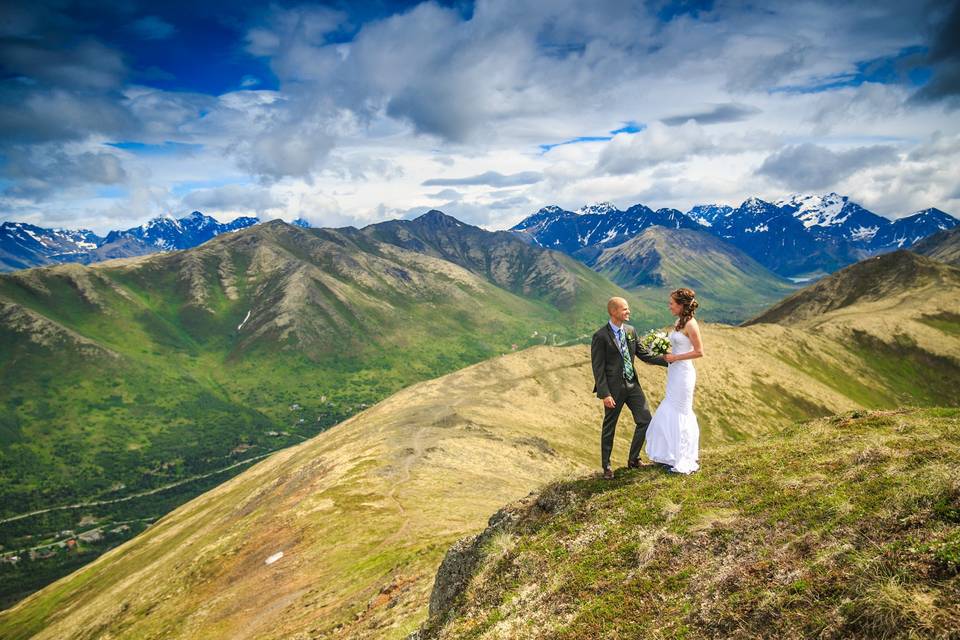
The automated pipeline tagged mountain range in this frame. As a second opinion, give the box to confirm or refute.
[512,193,958,277]
[6,192,955,283]
[0,211,638,608]
[2,245,958,638]
[0,212,259,272]
[587,225,798,324]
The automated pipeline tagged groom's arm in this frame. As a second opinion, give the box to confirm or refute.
[590,332,611,398]
[631,328,668,367]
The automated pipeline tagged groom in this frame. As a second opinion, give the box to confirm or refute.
[591,297,668,479]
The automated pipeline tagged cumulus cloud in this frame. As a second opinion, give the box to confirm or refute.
[724,43,810,93]
[126,87,218,140]
[245,5,346,58]
[595,122,717,175]
[907,130,960,161]
[235,127,334,182]
[0,87,136,144]
[1,147,127,200]
[806,83,909,133]
[422,170,543,187]
[210,91,345,182]
[757,143,900,191]
[245,0,661,144]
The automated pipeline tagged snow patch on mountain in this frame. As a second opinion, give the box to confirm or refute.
[576,202,619,216]
[777,193,850,228]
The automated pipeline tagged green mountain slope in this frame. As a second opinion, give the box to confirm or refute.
[743,250,960,329]
[416,407,960,640]
[357,210,595,309]
[3,243,958,638]
[0,213,644,607]
[587,226,798,324]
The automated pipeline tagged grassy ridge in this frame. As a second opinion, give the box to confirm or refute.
[417,408,960,639]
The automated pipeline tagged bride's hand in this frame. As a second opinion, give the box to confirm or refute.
[664,353,677,363]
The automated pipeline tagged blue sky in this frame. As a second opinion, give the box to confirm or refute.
[1,0,958,233]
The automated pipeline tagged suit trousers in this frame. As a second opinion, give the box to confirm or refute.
[600,379,654,469]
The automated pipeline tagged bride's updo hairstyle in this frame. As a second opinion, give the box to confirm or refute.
[671,287,699,330]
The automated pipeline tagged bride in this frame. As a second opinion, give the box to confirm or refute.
[645,288,704,474]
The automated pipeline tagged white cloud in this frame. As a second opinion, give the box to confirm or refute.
[595,122,718,175]
[757,143,901,191]
[181,184,282,216]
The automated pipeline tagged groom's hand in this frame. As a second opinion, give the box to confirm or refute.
[602,395,616,409]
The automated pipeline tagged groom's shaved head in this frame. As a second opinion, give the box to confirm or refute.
[607,296,628,315]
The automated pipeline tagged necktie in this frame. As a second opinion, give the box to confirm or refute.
[617,328,635,381]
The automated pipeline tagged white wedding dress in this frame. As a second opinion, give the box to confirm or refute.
[645,329,700,474]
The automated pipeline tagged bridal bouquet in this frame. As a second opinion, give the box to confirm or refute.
[639,329,671,355]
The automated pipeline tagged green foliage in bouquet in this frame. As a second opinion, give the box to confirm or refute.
[639,329,671,355]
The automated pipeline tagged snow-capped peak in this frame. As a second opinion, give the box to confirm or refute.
[776,193,850,228]
[903,207,957,222]
[539,205,565,214]
[576,202,618,216]
[776,192,845,209]
[143,214,182,231]
[686,204,734,227]
[184,211,215,229]
[740,197,775,214]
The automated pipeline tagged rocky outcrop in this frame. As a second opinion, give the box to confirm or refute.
[413,485,578,639]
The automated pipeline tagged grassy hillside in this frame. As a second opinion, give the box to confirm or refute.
[588,226,798,324]
[3,264,958,638]
[0,215,645,607]
[415,407,960,639]
[2,245,957,637]
[744,250,960,329]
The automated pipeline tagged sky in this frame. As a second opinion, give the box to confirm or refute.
[1,0,959,235]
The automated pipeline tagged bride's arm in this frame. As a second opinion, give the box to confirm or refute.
[668,319,704,362]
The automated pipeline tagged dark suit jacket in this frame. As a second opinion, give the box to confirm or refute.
[591,322,667,399]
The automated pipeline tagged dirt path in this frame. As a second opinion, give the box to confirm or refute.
[372,426,426,551]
